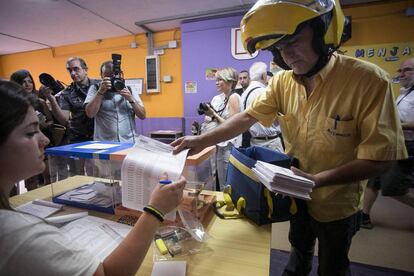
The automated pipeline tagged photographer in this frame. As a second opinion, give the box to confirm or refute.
[46,57,99,144]
[85,59,145,143]
[199,67,241,191]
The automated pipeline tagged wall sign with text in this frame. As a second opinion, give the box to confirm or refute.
[231,28,258,60]
[125,78,143,95]
[342,42,413,63]
[341,42,413,95]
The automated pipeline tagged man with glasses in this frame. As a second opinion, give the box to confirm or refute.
[172,1,407,275]
[46,57,99,143]
[362,57,414,229]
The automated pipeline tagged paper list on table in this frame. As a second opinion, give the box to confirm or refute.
[121,135,189,220]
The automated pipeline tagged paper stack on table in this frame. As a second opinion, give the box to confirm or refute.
[252,161,314,200]
[16,199,63,218]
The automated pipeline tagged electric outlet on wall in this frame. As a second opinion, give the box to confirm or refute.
[163,75,172,83]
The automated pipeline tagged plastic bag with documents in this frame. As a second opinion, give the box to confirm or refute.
[225,146,306,225]
[152,210,210,261]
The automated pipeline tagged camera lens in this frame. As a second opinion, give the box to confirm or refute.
[197,103,209,115]
[113,79,125,91]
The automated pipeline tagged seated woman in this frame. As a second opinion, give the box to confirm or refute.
[0,80,186,275]
[200,67,241,191]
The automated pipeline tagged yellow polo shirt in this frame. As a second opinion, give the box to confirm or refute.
[247,53,407,222]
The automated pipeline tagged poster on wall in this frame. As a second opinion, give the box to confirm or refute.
[231,28,258,60]
[205,68,218,80]
[185,81,197,93]
[125,78,143,95]
[341,42,413,94]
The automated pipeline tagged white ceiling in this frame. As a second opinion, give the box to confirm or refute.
[0,0,383,56]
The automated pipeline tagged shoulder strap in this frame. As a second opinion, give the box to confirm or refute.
[216,95,230,115]
[397,86,414,106]
[243,87,260,109]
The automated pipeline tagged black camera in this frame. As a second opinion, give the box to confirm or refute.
[111,53,125,91]
[39,73,64,94]
[197,102,211,115]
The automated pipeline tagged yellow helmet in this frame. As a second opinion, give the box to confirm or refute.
[241,0,346,54]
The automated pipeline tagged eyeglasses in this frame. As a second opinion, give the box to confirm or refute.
[67,66,83,73]
[397,67,414,74]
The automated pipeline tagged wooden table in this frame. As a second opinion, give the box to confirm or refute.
[10,178,271,276]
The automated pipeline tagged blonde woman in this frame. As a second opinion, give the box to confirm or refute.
[200,67,241,190]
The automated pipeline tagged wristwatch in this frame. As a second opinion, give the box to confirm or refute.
[129,99,136,104]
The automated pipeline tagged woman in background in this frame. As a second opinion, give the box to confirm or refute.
[200,67,241,190]
[10,70,54,132]
[0,80,185,275]
[10,69,54,187]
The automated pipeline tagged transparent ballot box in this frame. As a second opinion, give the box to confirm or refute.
[46,141,133,214]
[182,146,216,191]
[46,142,217,214]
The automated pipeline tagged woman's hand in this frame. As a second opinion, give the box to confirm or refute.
[148,173,186,215]
[204,104,216,118]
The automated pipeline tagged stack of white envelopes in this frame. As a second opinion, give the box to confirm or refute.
[252,161,315,200]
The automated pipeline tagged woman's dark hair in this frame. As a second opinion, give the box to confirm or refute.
[0,80,35,143]
[0,80,35,209]
[10,69,36,92]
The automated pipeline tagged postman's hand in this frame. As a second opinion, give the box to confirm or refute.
[171,136,204,155]
[290,166,320,187]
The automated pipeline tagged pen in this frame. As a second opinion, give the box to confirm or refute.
[159,180,173,185]
[334,115,340,130]
[99,223,123,241]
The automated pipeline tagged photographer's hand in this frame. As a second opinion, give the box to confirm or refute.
[85,77,110,118]
[39,85,70,126]
[98,77,111,95]
[39,85,52,99]
[205,105,223,123]
[204,104,216,118]
[119,88,133,101]
[120,88,146,120]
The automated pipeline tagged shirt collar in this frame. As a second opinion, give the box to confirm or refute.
[248,80,266,89]
[75,78,90,90]
[318,53,336,81]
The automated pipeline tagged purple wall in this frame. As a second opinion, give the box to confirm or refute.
[181,14,273,135]
[138,14,274,136]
